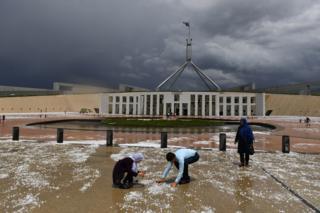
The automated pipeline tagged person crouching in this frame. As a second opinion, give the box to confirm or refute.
[112,153,145,189]
[157,148,199,187]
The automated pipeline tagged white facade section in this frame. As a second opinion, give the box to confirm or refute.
[100,92,266,117]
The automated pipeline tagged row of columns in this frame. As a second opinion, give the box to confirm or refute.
[107,94,256,117]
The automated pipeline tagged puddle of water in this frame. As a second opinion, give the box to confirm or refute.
[0,141,319,212]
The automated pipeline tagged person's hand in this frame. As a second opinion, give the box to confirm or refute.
[156,178,165,183]
[170,182,177,187]
[138,171,145,177]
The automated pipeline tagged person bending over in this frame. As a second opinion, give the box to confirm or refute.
[157,148,199,187]
[112,153,145,189]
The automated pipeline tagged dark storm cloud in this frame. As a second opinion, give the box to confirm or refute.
[0,0,319,89]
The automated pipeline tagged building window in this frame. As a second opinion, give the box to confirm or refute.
[129,104,133,115]
[242,97,247,104]
[115,104,119,114]
[146,95,151,115]
[108,104,113,114]
[122,104,126,114]
[251,105,256,115]
[219,105,223,116]
[243,105,247,116]
[227,105,231,116]
[219,97,224,103]
[250,97,256,104]
[159,94,164,115]
[122,96,127,103]
[129,96,134,103]
[205,95,209,116]
[226,97,231,104]
[174,103,180,115]
[153,95,157,115]
[198,95,202,116]
[190,94,195,116]
[174,94,180,102]
[235,97,239,104]
[109,96,113,103]
[116,96,120,103]
[235,105,239,116]
[211,95,216,116]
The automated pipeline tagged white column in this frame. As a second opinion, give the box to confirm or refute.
[223,96,227,116]
[202,95,205,117]
[119,96,123,115]
[195,94,198,116]
[133,96,136,115]
[150,95,154,116]
[247,96,252,116]
[239,96,243,117]
[188,94,191,116]
[231,96,235,116]
[144,95,147,115]
[215,95,219,117]
[209,94,212,117]
[112,96,116,115]
[157,94,160,115]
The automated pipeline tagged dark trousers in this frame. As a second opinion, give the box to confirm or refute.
[113,172,134,189]
[113,172,133,185]
[240,153,249,165]
[174,153,199,180]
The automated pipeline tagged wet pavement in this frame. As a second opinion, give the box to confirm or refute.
[1,117,320,153]
[0,140,319,212]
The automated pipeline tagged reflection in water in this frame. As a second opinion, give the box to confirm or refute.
[33,120,271,134]
[235,174,254,212]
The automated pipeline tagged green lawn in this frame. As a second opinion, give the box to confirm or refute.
[102,118,224,127]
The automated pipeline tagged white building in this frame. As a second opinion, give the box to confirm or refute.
[100,24,266,117]
[100,92,265,117]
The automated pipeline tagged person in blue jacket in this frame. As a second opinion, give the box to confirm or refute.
[157,148,199,187]
[235,118,254,167]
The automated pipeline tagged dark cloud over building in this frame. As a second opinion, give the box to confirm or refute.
[0,0,319,89]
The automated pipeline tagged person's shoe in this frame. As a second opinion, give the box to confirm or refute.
[245,162,249,167]
[119,182,133,189]
[179,178,190,184]
[112,184,121,188]
[239,163,244,167]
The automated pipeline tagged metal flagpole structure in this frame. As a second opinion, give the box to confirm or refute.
[156,22,221,91]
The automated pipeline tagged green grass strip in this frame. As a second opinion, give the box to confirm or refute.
[102,118,224,127]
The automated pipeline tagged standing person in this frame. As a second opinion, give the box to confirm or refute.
[157,148,200,187]
[112,153,145,189]
[305,117,311,127]
[235,118,254,167]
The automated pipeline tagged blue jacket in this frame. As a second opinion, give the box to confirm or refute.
[235,118,254,153]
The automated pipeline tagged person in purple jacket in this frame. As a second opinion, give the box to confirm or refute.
[157,148,199,187]
[112,153,145,189]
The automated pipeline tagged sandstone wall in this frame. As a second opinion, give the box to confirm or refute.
[0,94,102,113]
[265,93,320,116]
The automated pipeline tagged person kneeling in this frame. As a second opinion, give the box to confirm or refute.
[112,153,145,189]
[157,148,199,187]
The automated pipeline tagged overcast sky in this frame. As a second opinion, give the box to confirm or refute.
[0,0,319,90]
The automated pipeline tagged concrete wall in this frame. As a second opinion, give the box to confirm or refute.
[102,91,262,116]
[0,94,102,113]
[265,94,320,116]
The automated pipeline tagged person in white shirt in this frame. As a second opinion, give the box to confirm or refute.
[157,148,199,187]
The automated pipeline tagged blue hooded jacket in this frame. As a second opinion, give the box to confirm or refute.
[235,118,254,153]
[239,118,254,144]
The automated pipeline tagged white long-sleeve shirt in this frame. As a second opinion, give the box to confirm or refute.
[161,149,197,183]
